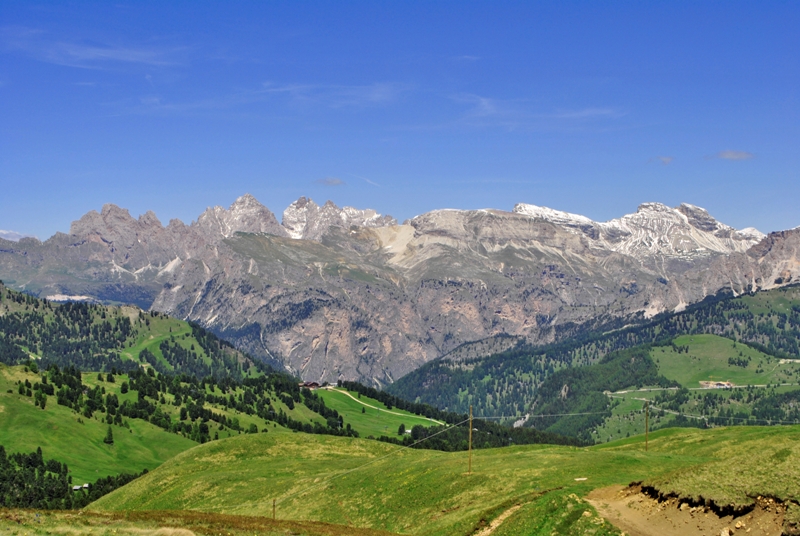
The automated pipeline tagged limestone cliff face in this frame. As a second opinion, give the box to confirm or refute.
[282,197,397,240]
[0,195,797,386]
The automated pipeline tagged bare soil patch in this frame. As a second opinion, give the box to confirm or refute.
[473,504,522,536]
[587,485,785,536]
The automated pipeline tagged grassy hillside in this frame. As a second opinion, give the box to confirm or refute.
[655,333,800,386]
[90,425,800,536]
[0,364,194,484]
[527,333,800,443]
[0,361,452,485]
[316,387,443,438]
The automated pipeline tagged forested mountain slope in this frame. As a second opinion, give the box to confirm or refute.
[388,285,800,422]
[0,281,264,377]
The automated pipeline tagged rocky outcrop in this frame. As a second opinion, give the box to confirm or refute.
[513,201,763,263]
[282,197,396,240]
[0,195,797,386]
[194,193,288,239]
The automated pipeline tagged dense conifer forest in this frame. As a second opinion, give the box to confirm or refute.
[0,445,144,509]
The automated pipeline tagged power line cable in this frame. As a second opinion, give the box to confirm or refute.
[275,408,612,506]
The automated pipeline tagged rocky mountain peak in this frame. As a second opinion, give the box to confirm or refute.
[282,197,320,239]
[510,201,764,261]
[70,204,137,237]
[138,210,162,228]
[282,197,396,240]
[194,194,287,239]
[512,203,594,227]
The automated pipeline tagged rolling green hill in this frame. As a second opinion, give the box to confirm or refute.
[0,363,194,484]
[89,424,800,536]
[316,387,444,438]
[654,333,800,386]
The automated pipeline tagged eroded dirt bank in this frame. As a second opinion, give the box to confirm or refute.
[587,484,791,536]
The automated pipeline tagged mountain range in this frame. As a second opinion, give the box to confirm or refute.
[1,194,798,385]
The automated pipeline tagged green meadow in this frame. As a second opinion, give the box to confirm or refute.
[0,365,444,485]
[91,424,800,536]
[0,365,194,484]
[654,333,800,387]
[315,387,442,438]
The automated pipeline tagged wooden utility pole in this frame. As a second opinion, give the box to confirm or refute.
[645,401,649,452]
[468,405,473,475]
[273,499,276,520]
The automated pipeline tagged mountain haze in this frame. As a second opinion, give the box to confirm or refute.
[1,194,798,385]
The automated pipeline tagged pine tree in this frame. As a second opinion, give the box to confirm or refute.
[103,426,114,445]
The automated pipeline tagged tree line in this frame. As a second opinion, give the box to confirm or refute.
[0,445,145,510]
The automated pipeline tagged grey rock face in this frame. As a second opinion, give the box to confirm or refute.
[195,193,289,239]
[0,196,796,386]
[282,197,397,240]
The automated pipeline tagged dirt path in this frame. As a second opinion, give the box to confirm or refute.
[473,504,523,536]
[587,485,785,536]
[323,388,445,425]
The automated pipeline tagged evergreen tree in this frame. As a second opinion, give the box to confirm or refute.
[103,426,114,445]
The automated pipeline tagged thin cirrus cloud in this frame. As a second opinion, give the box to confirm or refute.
[126,81,410,117]
[1,26,181,69]
[448,93,625,130]
[715,150,755,161]
[549,108,624,119]
[648,156,674,165]
[261,81,411,109]
[315,177,346,187]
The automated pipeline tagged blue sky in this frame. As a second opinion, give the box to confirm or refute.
[1,1,798,239]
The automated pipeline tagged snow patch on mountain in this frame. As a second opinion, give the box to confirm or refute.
[282,197,396,240]
[513,201,763,260]
[513,203,595,227]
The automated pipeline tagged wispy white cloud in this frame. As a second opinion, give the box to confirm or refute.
[315,177,346,186]
[1,26,182,69]
[446,93,625,131]
[125,81,410,116]
[550,108,624,119]
[0,230,35,242]
[649,156,674,165]
[346,173,380,187]
[715,150,754,161]
[261,81,410,108]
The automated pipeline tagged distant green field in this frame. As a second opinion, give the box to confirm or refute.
[0,365,194,483]
[654,334,800,387]
[316,387,442,438]
[91,424,800,536]
[590,334,800,442]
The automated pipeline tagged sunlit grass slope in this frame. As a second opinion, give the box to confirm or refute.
[654,333,800,387]
[315,387,442,438]
[0,365,194,484]
[91,425,800,535]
